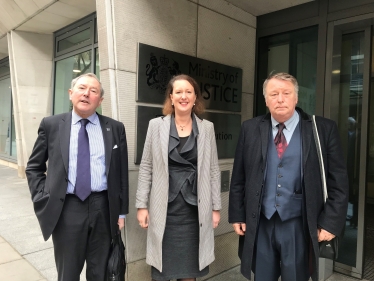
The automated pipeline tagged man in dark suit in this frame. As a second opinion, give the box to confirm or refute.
[26,73,129,281]
[229,72,348,281]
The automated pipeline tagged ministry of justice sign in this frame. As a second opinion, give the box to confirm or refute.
[137,43,242,112]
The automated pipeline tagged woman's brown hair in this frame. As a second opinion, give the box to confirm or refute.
[162,74,205,116]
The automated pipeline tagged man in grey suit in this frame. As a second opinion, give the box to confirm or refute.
[229,72,348,281]
[26,73,129,281]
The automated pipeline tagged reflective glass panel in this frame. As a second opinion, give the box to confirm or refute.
[364,31,374,281]
[57,28,91,52]
[0,62,9,78]
[54,50,92,115]
[0,77,12,157]
[95,48,102,114]
[95,48,100,79]
[256,26,318,116]
[335,31,365,267]
[10,110,16,157]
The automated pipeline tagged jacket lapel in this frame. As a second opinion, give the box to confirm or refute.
[98,115,112,176]
[59,112,72,174]
[160,115,171,175]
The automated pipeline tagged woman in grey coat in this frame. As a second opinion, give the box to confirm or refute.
[136,74,221,281]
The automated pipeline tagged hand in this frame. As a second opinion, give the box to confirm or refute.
[117,218,125,230]
[318,228,335,242]
[212,210,220,228]
[137,208,149,229]
[233,223,246,236]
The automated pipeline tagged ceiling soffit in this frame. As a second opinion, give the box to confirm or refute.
[225,0,314,16]
[0,0,95,38]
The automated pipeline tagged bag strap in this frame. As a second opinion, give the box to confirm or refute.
[312,115,328,203]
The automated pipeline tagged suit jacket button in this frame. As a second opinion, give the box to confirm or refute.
[60,198,64,202]
[252,213,256,218]
[200,223,202,227]
[256,191,259,196]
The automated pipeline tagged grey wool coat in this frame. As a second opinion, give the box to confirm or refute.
[136,114,221,272]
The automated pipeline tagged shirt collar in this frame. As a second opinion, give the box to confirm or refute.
[271,110,299,132]
[71,110,99,125]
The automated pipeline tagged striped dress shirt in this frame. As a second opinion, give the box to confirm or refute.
[67,111,107,194]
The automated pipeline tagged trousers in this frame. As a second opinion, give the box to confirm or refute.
[253,212,309,281]
[52,191,111,281]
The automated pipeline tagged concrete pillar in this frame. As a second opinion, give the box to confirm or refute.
[7,31,53,177]
[96,0,256,279]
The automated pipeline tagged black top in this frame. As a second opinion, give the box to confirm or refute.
[168,114,199,205]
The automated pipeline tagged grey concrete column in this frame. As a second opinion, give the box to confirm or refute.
[7,31,53,177]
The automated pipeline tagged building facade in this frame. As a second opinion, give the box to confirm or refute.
[0,0,373,280]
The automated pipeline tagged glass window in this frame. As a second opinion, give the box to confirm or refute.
[10,110,16,157]
[333,31,365,268]
[95,48,100,79]
[53,13,100,116]
[95,48,102,114]
[0,77,12,156]
[57,28,91,53]
[0,58,16,160]
[54,50,92,115]
[256,26,318,116]
[0,63,10,78]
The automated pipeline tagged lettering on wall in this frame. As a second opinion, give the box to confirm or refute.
[136,43,243,162]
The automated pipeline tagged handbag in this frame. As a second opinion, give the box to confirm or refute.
[106,230,126,281]
[312,115,339,260]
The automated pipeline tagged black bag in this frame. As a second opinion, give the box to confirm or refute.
[107,230,126,281]
[319,237,339,260]
[312,116,339,260]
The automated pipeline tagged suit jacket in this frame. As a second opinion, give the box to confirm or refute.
[136,114,221,272]
[26,112,129,241]
[228,107,349,281]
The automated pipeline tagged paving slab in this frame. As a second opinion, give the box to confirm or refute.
[0,242,22,264]
[24,248,55,272]
[0,258,44,281]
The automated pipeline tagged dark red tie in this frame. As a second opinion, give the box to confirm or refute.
[274,123,287,158]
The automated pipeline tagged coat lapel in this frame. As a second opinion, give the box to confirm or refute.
[160,115,171,175]
[301,118,313,166]
[59,113,72,174]
[98,115,112,176]
[259,115,270,169]
[196,115,204,180]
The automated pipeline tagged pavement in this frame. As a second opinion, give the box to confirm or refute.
[0,164,366,281]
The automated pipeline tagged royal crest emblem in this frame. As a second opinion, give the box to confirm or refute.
[146,53,181,94]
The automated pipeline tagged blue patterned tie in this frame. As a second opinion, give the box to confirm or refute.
[75,119,91,201]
